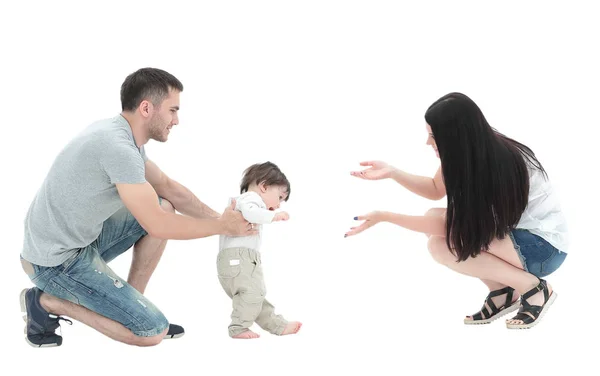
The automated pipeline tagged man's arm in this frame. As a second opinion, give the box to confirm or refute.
[145,159,220,218]
[116,182,256,239]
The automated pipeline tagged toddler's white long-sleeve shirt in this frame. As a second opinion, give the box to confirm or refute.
[219,191,276,252]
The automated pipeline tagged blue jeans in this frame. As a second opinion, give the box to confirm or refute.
[509,229,567,278]
[22,206,169,337]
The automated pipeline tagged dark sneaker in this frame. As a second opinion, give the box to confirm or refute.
[164,323,184,339]
[20,287,72,347]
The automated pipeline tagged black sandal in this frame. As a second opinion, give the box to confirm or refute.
[464,286,520,325]
[506,279,556,329]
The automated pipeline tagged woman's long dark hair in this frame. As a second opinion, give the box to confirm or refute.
[425,93,546,262]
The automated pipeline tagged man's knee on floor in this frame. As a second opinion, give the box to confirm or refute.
[159,198,175,213]
[124,305,169,346]
[129,327,168,347]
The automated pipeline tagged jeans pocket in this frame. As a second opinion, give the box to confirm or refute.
[61,249,83,273]
[46,279,80,305]
[541,249,566,276]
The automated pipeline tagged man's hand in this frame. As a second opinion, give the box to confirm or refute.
[219,199,259,236]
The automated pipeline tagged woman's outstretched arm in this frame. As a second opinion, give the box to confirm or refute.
[351,161,446,200]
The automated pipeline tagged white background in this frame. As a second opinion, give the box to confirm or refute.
[1,1,598,375]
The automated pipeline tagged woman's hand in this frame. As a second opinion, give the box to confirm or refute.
[344,211,386,237]
[350,161,394,180]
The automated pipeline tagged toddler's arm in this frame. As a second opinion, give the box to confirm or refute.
[237,194,276,224]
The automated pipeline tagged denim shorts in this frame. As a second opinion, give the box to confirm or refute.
[21,205,169,337]
[509,229,567,278]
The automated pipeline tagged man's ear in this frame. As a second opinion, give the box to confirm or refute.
[139,100,153,118]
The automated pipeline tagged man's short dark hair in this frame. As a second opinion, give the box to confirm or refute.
[120,67,184,111]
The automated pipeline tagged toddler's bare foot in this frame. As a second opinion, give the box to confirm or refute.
[281,321,302,335]
[232,330,260,339]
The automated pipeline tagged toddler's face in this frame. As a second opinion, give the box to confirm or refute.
[260,184,288,211]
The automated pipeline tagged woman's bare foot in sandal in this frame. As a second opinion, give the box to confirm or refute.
[233,330,260,339]
[281,322,302,335]
[465,286,520,324]
[506,280,554,327]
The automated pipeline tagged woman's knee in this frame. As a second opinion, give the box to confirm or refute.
[424,208,446,217]
[423,208,446,238]
[427,236,453,265]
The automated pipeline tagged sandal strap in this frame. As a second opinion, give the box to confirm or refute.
[471,286,515,320]
[485,286,515,313]
[485,297,499,314]
[488,286,515,299]
[509,280,551,325]
[519,304,543,317]
[473,306,490,320]
[522,279,548,302]
[510,308,541,324]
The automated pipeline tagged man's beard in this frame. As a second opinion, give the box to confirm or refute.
[148,114,167,142]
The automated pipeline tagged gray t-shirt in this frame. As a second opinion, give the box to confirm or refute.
[22,115,148,267]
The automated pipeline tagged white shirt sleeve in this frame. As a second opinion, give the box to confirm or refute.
[236,192,276,224]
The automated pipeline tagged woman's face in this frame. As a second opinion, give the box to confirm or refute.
[426,123,439,158]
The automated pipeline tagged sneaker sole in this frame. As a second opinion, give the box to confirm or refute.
[20,288,27,313]
[464,300,520,325]
[164,332,185,339]
[20,288,60,348]
[25,337,59,348]
[506,291,557,329]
